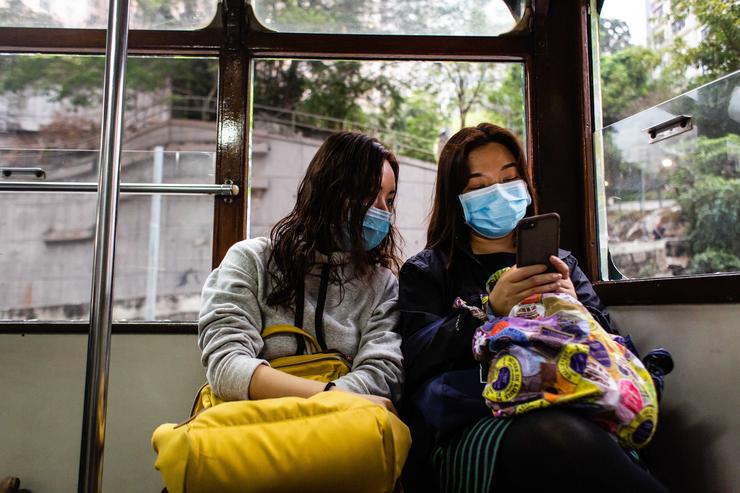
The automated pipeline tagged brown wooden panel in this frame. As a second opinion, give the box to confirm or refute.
[247,31,531,61]
[212,0,249,269]
[0,27,222,55]
[529,0,593,273]
[594,273,740,305]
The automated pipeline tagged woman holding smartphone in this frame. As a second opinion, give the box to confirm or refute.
[398,123,668,493]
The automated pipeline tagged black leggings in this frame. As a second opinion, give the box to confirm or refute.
[494,409,670,493]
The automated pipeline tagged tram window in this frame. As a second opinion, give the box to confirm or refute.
[594,1,739,280]
[251,0,527,36]
[0,55,218,322]
[0,0,218,30]
[249,59,526,260]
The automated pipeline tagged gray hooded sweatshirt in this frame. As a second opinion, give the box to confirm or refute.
[198,237,404,403]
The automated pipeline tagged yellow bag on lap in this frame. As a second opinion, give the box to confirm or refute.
[155,324,410,492]
[190,324,352,415]
[153,391,411,493]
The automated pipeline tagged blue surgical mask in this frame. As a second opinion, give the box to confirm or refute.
[361,206,392,250]
[339,206,392,251]
[458,179,531,239]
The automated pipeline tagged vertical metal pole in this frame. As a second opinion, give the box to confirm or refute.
[145,146,164,320]
[77,0,129,491]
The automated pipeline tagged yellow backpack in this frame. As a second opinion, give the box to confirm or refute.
[190,324,352,415]
[153,266,411,492]
[153,391,411,493]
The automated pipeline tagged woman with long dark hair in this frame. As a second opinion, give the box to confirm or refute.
[398,123,669,492]
[198,131,403,412]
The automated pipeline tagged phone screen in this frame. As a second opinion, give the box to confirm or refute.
[516,213,560,271]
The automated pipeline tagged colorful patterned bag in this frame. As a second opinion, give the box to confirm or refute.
[471,291,659,449]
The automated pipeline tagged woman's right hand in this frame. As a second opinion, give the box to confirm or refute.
[488,264,562,316]
[337,389,397,415]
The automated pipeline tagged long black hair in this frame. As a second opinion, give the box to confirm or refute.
[266,131,400,308]
[427,123,538,265]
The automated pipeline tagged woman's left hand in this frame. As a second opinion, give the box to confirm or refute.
[549,256,577,299]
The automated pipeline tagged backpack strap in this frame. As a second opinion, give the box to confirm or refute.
[294,275,307,355]
[314,263,331,351]
[293,262,331,354]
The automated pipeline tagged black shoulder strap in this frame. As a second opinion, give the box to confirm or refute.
[294,275,307,355]
[293,263,331,354]
[314,263,331,351]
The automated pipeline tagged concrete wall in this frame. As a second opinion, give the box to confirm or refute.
[1,303,738,492]
[0,128,436,321]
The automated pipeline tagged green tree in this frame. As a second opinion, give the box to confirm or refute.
[660,73,740,138]
[484,64,525,140]
[0,0,55,27]
[599,17,631,55]
[388,91,443,161]
[668,0,740,86]
[670,135,740,274]
[600,47,666,126]
[253,60,306,111]
[255,0,496,36]
[0,56,217,109]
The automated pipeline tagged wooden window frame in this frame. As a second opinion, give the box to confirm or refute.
[0,0,734,334]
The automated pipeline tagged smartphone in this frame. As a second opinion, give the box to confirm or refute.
[516,213,560,272]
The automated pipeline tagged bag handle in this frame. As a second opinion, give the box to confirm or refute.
[263,324,323,354]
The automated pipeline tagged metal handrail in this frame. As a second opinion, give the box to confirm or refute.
[0,181,238,196]
[78,0,129,491]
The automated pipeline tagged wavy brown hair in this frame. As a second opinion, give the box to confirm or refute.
[267,131,400,308]
[427,123,538,265]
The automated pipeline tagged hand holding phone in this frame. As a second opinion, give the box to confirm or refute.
[516,213,560,272]
[487,213,565,316]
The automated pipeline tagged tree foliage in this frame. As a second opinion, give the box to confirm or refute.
[0,0,214,29]
[485,64,526,140]
[256,0,497,36]
[668,0,740,86]
[599,17,631,55]
[0,56,217,108]
[670,135,740,273]
[599,47,663,126]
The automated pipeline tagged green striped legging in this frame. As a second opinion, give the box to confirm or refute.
[431,417,513,493]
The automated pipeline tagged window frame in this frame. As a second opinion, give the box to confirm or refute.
[0,0,734,334]
[589,0,739,305]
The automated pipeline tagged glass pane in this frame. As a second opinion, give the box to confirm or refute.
[599,71,740,279]
[251,59,526,261]
[0,55,218,321]
[0,149,215,321]
[598,0,738,126]
[0,55,218,152]
[0,0,218,30]
[251,0,527,36]
[0,191,96,320]
[596,0,739,279]
[113,192,214,321]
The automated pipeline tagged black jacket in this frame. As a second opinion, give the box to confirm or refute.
[397,242,616,492]
[398,242,615,395]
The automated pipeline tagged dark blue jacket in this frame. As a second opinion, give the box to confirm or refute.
[397,242,615,492]
[399,244,615,394]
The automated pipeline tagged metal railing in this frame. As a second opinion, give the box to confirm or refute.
[0,180,238,195]
[251,103,437,161]
[2,92,437,161]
